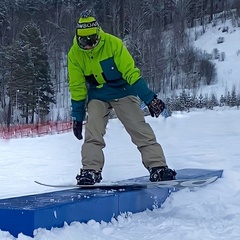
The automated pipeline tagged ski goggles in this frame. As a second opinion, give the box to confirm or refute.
[76,33,99,49]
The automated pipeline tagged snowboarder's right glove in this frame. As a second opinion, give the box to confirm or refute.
[73,120,83,140]
[147,96,165,118]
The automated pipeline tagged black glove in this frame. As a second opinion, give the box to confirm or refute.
[73,120,83,140]
[147,97,165,118]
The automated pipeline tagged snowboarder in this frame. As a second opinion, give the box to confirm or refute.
[67,10,176,185]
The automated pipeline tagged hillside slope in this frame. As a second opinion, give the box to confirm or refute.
[194,19,240,98]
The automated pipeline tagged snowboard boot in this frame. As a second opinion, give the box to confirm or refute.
[149,166,176,182]
[76,169,102,185]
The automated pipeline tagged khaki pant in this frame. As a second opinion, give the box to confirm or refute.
[81,96,167,171]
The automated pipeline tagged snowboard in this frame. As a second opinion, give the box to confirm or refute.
[34,175,218,190]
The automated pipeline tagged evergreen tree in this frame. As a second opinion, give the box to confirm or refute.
[210,93,218,108]
[0,43,22,125]
[179,90,193,111]
[185,93,194,111]
[196,93,204,108]
[11,21,55,124]
[237,95,240,109]
[219,94,225,107]
[174,95,182,111]
[205,93,218,109]
[225,91,231,106]
[230,86,237,107]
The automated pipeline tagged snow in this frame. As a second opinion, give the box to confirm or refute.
[194,19,240,97]
[1,108,240,240]
[1,19,240,240]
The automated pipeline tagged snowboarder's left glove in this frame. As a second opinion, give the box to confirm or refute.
[147,96,165,118]
[73,120,83,140]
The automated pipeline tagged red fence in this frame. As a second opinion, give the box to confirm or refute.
[0,122,73,139]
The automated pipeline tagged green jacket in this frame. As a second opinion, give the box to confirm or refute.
[68,29,154,121]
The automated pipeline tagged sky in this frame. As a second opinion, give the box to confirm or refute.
[1,18,240,240]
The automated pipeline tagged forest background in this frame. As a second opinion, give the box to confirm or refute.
[0,0,240,127]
